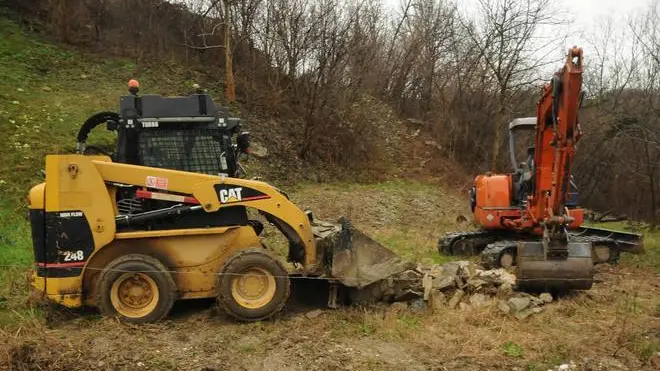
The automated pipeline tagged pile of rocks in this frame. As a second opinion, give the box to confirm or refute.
[351,260,554,319]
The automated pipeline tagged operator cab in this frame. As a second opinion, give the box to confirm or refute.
[509,118,536,205]
[76,80,251,178]
[75,80,255,232]
[508,117,578,207]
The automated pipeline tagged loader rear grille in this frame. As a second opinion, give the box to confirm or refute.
[138,129,225,175]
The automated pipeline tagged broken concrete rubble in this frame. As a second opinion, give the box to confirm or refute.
[448,289,465,309]
[348,260,554,319]
[540,292,553,303]
[508,297,532,312]
[469,293,490,307]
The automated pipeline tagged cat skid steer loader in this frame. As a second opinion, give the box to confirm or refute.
[27,82,408,323]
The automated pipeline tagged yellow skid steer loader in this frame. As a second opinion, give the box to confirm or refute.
[28,83,408,323]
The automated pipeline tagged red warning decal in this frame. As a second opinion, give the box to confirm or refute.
[146,176,169,190]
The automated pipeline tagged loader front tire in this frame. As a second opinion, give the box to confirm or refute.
[217,247,290,321]
[97,254,176,324]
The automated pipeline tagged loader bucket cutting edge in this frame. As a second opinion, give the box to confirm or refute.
[313,217,413,288]
[516,241,594,291]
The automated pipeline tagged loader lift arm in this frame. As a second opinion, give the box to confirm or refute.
[91,159,318,268]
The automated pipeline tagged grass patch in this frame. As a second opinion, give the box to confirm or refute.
[633,337,660,364]
[502,341,524,358]
[395,314,420,330]
[0,200,35,327]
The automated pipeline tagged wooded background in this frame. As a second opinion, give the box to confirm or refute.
[6,0,660,225]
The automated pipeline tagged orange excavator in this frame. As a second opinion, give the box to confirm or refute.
[439,47,644,290]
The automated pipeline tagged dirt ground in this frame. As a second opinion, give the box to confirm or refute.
[1,182,659,371]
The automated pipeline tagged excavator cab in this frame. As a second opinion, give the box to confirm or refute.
[508,118,579,208]
[508,118,536,205]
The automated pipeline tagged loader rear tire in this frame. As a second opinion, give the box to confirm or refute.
[97,254,176,324]
[217,247,290,321]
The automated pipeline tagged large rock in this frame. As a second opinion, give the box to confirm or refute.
[457,261,477,278]
[466,278,487,291]
[529,295,545,307]
[433,275,456,290]
[477,268,516,285]
[539,292,553,303]
[508,296,532,312]
[514,308,534,320]
[441,262,460,277]
[448,289,465,309]
[469,293,490,307]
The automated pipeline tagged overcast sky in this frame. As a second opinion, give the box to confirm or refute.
[383,0,653,56]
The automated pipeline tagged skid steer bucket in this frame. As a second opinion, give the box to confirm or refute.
[516,241,594,291]
[313,217,414,288]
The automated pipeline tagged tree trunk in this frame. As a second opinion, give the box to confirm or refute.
[491,91,507,171]
[643,139,657,229]
[224,0,236,103]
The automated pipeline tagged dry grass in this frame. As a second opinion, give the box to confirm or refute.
[1,265,657,370]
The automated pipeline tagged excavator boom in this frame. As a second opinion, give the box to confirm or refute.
[532,47,583,223]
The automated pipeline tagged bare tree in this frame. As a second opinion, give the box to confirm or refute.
[459,0,568,171]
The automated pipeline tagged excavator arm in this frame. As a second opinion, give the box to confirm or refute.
[531,47,584,228]
[515,47,594,290]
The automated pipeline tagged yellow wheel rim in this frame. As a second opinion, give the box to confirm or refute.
[230,267,276,309]
[110,273,159,318]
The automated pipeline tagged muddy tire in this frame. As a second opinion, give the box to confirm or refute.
[217,247,290,321]
[96,254,176,324]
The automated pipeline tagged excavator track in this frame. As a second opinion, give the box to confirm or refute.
[438,227,643,269]
[438,230,511,255]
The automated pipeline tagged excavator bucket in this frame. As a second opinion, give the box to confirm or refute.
[313,217,414,288]
[516,241,594,291]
